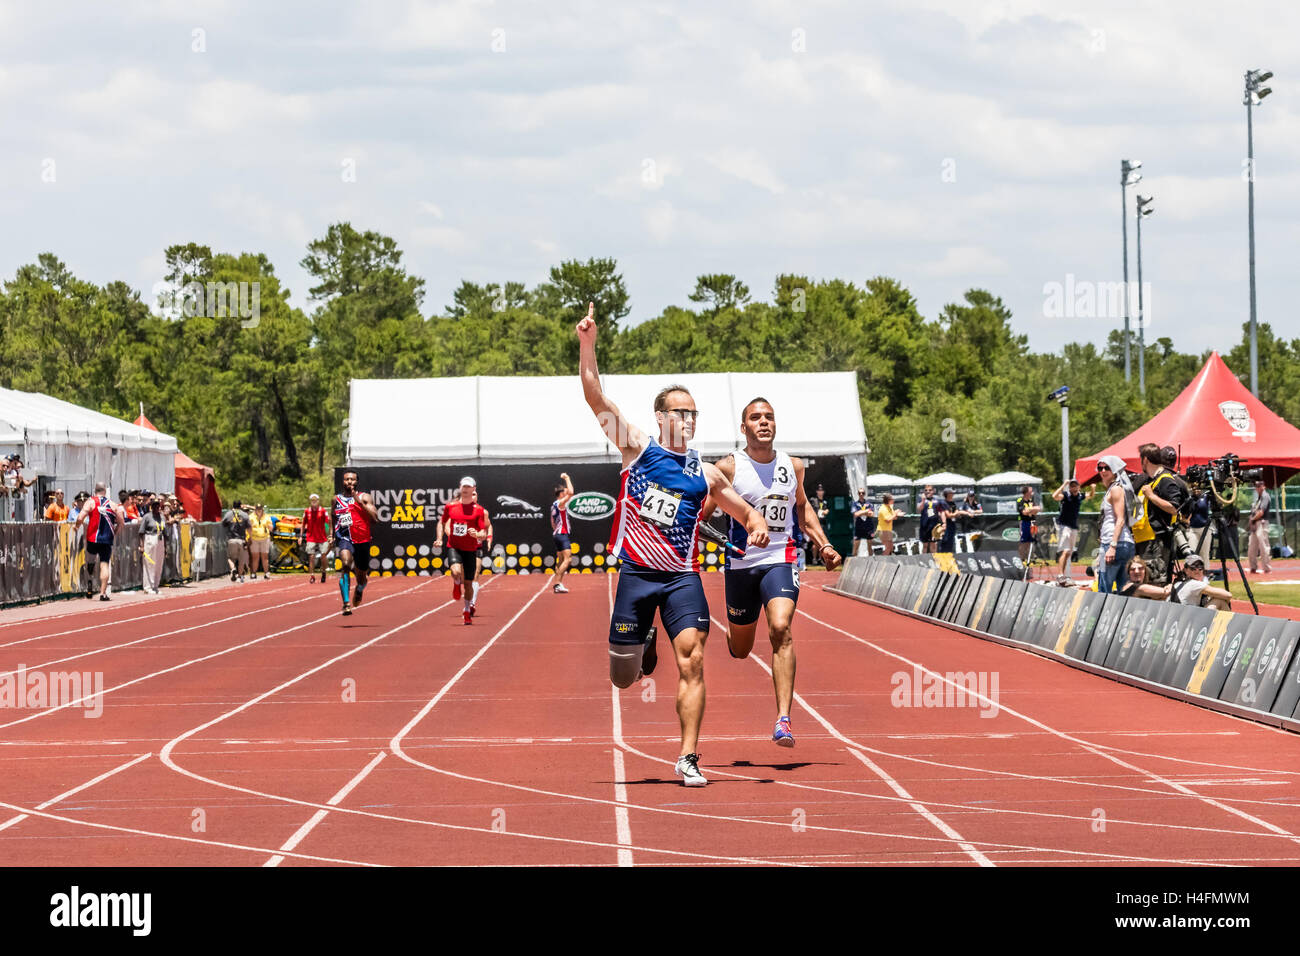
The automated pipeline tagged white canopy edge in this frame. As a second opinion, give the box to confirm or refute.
[348,372,867,464]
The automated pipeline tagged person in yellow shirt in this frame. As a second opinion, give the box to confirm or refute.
[248,503,274,580]
[877,494,898,555]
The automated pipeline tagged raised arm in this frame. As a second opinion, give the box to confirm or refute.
[576,303,645,468]
[703,462,768,550]
[793,459,841,569]
[557,472,574,508]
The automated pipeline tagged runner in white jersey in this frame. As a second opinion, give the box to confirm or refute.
[701,398,841,747]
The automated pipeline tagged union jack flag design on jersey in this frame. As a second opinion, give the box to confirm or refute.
[609,439,708,572]
[551,499,569,535]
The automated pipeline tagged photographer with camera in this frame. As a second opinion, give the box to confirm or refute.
[1247,479,1272,574]
[1133,443,1188,585]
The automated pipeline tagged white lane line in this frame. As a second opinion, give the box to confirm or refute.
[0,581,427,730]
[0,752,152,832]
[722,613,993,867]
[264,751,387,867]
[606,574,634,866]
[0,590,269,649]
[798,606,1300,845]
[610,689,634,867]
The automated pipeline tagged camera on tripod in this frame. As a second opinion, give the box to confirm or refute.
[1182,453,1263,490]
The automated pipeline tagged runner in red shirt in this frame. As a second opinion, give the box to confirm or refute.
[334,469,379,616]
[298,493,332,584]
[434,477,492,625]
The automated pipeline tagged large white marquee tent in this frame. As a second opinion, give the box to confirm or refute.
[0,387,178,518]
[348,371,868,483]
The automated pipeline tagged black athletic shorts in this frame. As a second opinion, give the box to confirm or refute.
[553,534,571,553]
[724,563,799,625]
[449,548,480,575]
[609,563,709,645]
[86,542,113,563]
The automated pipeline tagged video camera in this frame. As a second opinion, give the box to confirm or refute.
[1182,453,1263,490]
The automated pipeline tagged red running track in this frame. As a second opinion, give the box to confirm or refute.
[0,570,1297,867]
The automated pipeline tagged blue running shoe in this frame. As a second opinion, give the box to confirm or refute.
[773,716,795,748]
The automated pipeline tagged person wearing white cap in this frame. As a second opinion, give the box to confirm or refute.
[1174,554,1232,609]
[299,493,332,584]
[1095,455,1135,594]
[435,476,492,624]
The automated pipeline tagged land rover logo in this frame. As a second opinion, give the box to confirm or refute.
[567,491,616,521]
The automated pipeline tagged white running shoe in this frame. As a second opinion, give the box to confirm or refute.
[674,753,707,787]
[553,583,569,593]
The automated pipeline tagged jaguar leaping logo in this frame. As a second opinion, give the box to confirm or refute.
[497,494,542,512]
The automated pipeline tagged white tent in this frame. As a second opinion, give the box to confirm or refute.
[0,387,178,518]
[913,471,976,488]
[349,372,867,467]
[976,471,1043,487]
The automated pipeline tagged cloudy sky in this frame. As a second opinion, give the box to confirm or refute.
[3,0,1297,357]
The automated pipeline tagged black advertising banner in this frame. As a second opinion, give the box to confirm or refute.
[953,576,981,627]
[1129,602,1177,678]
[1217,616,1275,706]
[1172,610,1231,693]
[1257,621,1300,716]
[1189,613,1252,700]
[970,577,1005,633]
[1038,588,1075,649]
[1102,600,1146,671]
[1009,583,1048,644]
[337,463,628,579]
[1086,595,1129,666]
[1273,625,1300,717]
[988,579,1027,639]
[1062,591,1106,659]
[873,563,899,602]
[1152,606,1217,688]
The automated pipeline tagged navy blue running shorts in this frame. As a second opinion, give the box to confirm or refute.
[724,563,799,625]
[553,534,571,553]
[609,563,709,645]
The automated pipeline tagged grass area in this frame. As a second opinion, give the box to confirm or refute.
[1227,579,1300,609]
[218,467,336,512]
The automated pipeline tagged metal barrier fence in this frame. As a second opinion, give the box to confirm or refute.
[829,554,1300,732]
[0,522,229,607]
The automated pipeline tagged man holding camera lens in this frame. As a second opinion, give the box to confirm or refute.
[1135,443,1188,585]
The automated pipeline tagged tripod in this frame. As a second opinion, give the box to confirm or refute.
[1188,485,1258,615]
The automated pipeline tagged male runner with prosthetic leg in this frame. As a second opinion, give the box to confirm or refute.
[334,469,378,616]
[577,304,768,786]
[701,398,841,748]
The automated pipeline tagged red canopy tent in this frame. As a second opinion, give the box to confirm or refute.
[1074,352,1300,485]
[135,413,224,520]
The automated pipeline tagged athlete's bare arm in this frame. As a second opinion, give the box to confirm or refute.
[794,458,841,570]
[433,508,446,547]
[356,491,379,523]
[480,513,494,546]
[703,462,768,550]
[576,303,646,469]
[558,472,574,507]
[697,455,735,522]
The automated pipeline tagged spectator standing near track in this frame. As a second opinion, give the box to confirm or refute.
[958,492,982,536]
[299,493,331,584]
[937,488,968,554]
[75,482,124,601]
[248,504,273,580]
[551,473,574,593]
[223,500,250,582]
[918,485,942,554]
[1051,478,1090,584]
[1095,456,1134,594]
[877,494,898,555]
[1015,486,1041,563]
[1135,443,1187,585]
[851,488,876,556]
[1247,479,1272,574]
[139,498,166,594]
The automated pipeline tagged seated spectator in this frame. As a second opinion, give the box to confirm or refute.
[1119,557,1171,600]
[1174,554,1232,610]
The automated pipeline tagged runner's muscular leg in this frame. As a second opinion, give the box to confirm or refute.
[764,598,797,717]
[672,626,708,756]
[726,620,758,659]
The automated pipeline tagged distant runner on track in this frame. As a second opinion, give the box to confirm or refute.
[700,397,840,748]
[75,482,124,601]
[334,469,378,616]
[577,302,769,787]
[551,472,574,594]
[435,477,492,625]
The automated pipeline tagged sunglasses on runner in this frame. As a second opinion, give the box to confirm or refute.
[663,408,699,421]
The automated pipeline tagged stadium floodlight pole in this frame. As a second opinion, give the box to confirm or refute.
[1047,386,1070,482]
[1244,69,1272,397]
[1135,194,1154,400]
[1120,160,1142,381]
